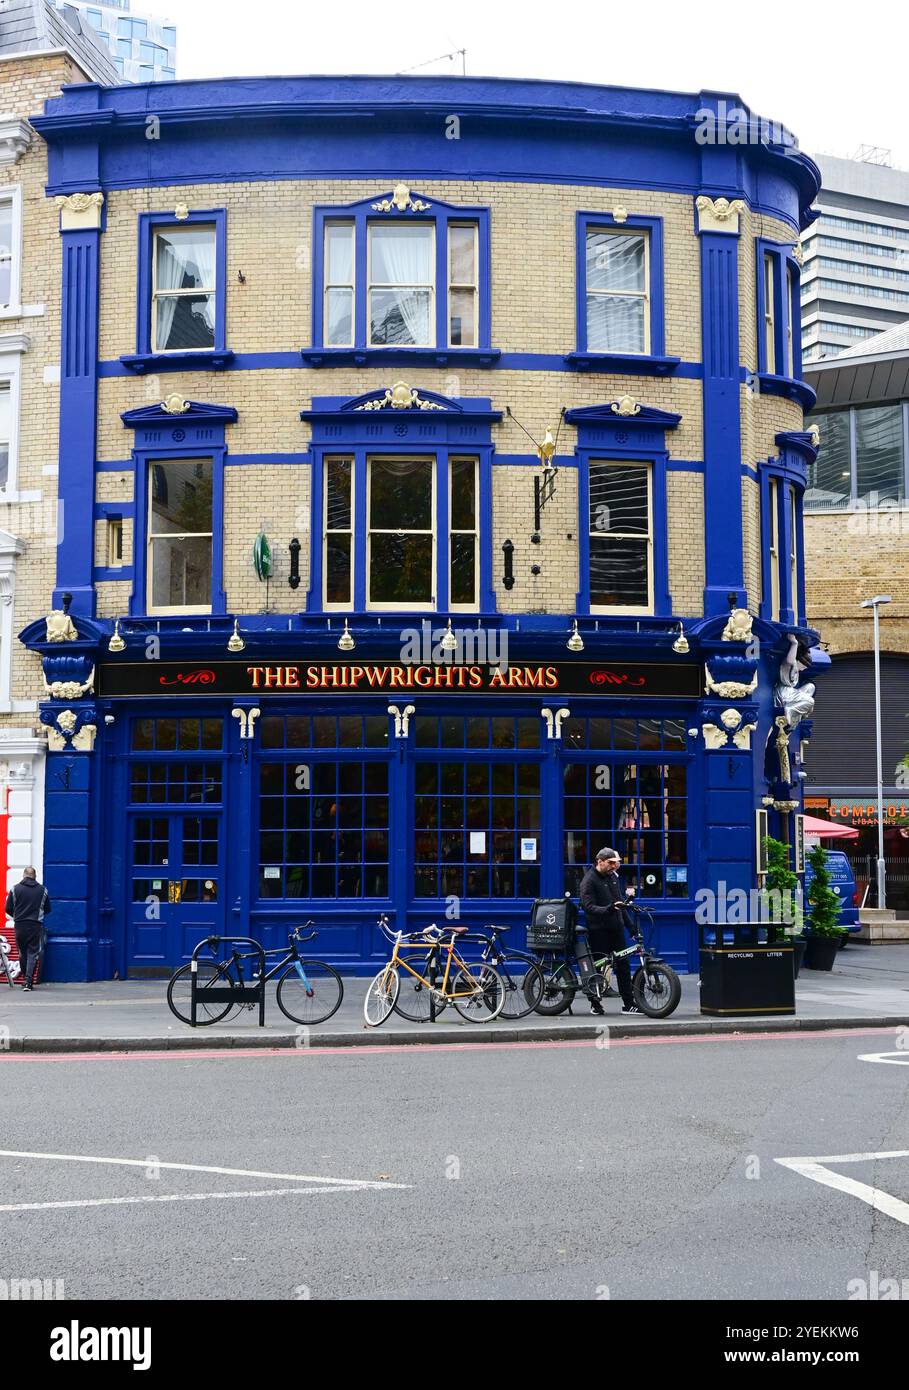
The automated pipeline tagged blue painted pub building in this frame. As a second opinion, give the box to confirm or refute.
[24,75,827,978]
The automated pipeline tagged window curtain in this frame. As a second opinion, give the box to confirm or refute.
[372,226,432,344]
[154,234,188,348]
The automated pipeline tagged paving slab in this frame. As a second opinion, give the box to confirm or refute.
[1,942,907,1051]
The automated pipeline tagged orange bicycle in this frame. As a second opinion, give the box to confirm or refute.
[364,915,505,1027]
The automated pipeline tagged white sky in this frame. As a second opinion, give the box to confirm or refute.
[157,0,909,169]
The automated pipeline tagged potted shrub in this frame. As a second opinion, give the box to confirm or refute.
[804,843,846,971]
[761,835,806,976]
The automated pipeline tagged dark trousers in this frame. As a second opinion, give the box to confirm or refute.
[588,924,635,1008]
[14,923,42,986]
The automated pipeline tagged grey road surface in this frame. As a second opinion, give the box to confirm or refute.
[0,1026,907,1300]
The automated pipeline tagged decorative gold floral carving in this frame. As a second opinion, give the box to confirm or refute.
[792,242,804,267]
[371,183,430,213]
[45,611,78,643]
[611,395,640,417]
[612,206,628,223]
[721,608,753,642]
[704,665,758,699]
[161,393,190,415]
[355,381,445,412]
[696,195,746,221]
[55,191,104,230]
[43,666,94,700]
[695,195,746,234]
[174,202,190,220]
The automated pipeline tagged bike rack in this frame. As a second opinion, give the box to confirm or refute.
[190,936,266,1028]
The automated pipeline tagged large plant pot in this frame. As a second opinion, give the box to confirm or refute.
[792,936,807,978]
[804,935,841,971]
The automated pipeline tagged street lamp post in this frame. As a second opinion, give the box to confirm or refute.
[860,595,892,909]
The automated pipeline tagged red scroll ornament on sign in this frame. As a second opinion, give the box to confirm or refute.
[588,670,647,688]
[158,670,218,687]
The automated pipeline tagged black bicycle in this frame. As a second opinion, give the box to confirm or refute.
[534,903,682,1019]
[166,924,344,1026]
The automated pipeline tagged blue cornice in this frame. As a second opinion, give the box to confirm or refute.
[121,400,238,427]
[775,429,818,465]
[301,347,501,369]
[31,76,820,229]
[564,352,681,376]
[120,350,235,375]
[756,372,816,411]
[565,402,682,430]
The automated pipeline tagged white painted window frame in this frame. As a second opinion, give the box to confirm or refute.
[0,527,26,713]
[0,332,39,502]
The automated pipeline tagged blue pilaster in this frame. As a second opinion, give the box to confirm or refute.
[55,198,104,617]
[698,209,745,617]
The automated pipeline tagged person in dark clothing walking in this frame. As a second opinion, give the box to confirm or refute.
[578,847,640,1015]
[5,867,51,991]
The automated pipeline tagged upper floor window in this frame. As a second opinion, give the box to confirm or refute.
[147,458,213,614]
[136,212,227,360]
[588,460,652,612]
[763,253,777,374]
[152,225,216,352]
[0,381,10,490]
[118,16,147,37]
[585,227,649,354]
[312,195,490,357]
[758,241,800,378]
[768,476,781,620]
[369,223,434,347]
[574,214,666,362]
[322,454,478,611]
[0,189,21,313]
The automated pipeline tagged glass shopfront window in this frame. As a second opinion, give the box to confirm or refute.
[256,713,391,901]
[412,714,543,899]
[560,715,689,898]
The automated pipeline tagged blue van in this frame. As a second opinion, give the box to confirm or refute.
[804,850,860,939]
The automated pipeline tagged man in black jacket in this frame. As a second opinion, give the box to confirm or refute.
[578,848,639,1014]
[5,868,51,991]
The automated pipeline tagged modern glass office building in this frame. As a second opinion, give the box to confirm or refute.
[52,0,175,80]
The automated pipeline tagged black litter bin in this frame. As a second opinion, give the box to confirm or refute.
[699,924,795,1016]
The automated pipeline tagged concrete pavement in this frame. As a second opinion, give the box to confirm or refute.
[1,941,908,1051]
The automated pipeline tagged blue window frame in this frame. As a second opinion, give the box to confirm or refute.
[121,400,237,618]
[756,239,803,381]
[759,466,805,627]
[307,193,495,365]
[571,213,671,372]
[566,402,678,618]
[134,209,228,365]
[303,389,500,614]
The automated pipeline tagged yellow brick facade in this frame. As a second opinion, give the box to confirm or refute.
[804,512,909,656]
[88,176,802,628]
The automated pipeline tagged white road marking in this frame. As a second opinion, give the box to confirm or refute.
[0,1186,386,1213]
[0,1148,410,1190]
[857,1051,909,1066]
[775,1150,909,1227]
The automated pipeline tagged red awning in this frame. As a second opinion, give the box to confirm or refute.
[804,815,860,841]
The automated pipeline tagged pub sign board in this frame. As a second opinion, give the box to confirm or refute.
[97,659,703,700]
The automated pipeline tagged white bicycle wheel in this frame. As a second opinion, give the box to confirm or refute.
[364,966,400,1027]
[451,965,505,1022]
